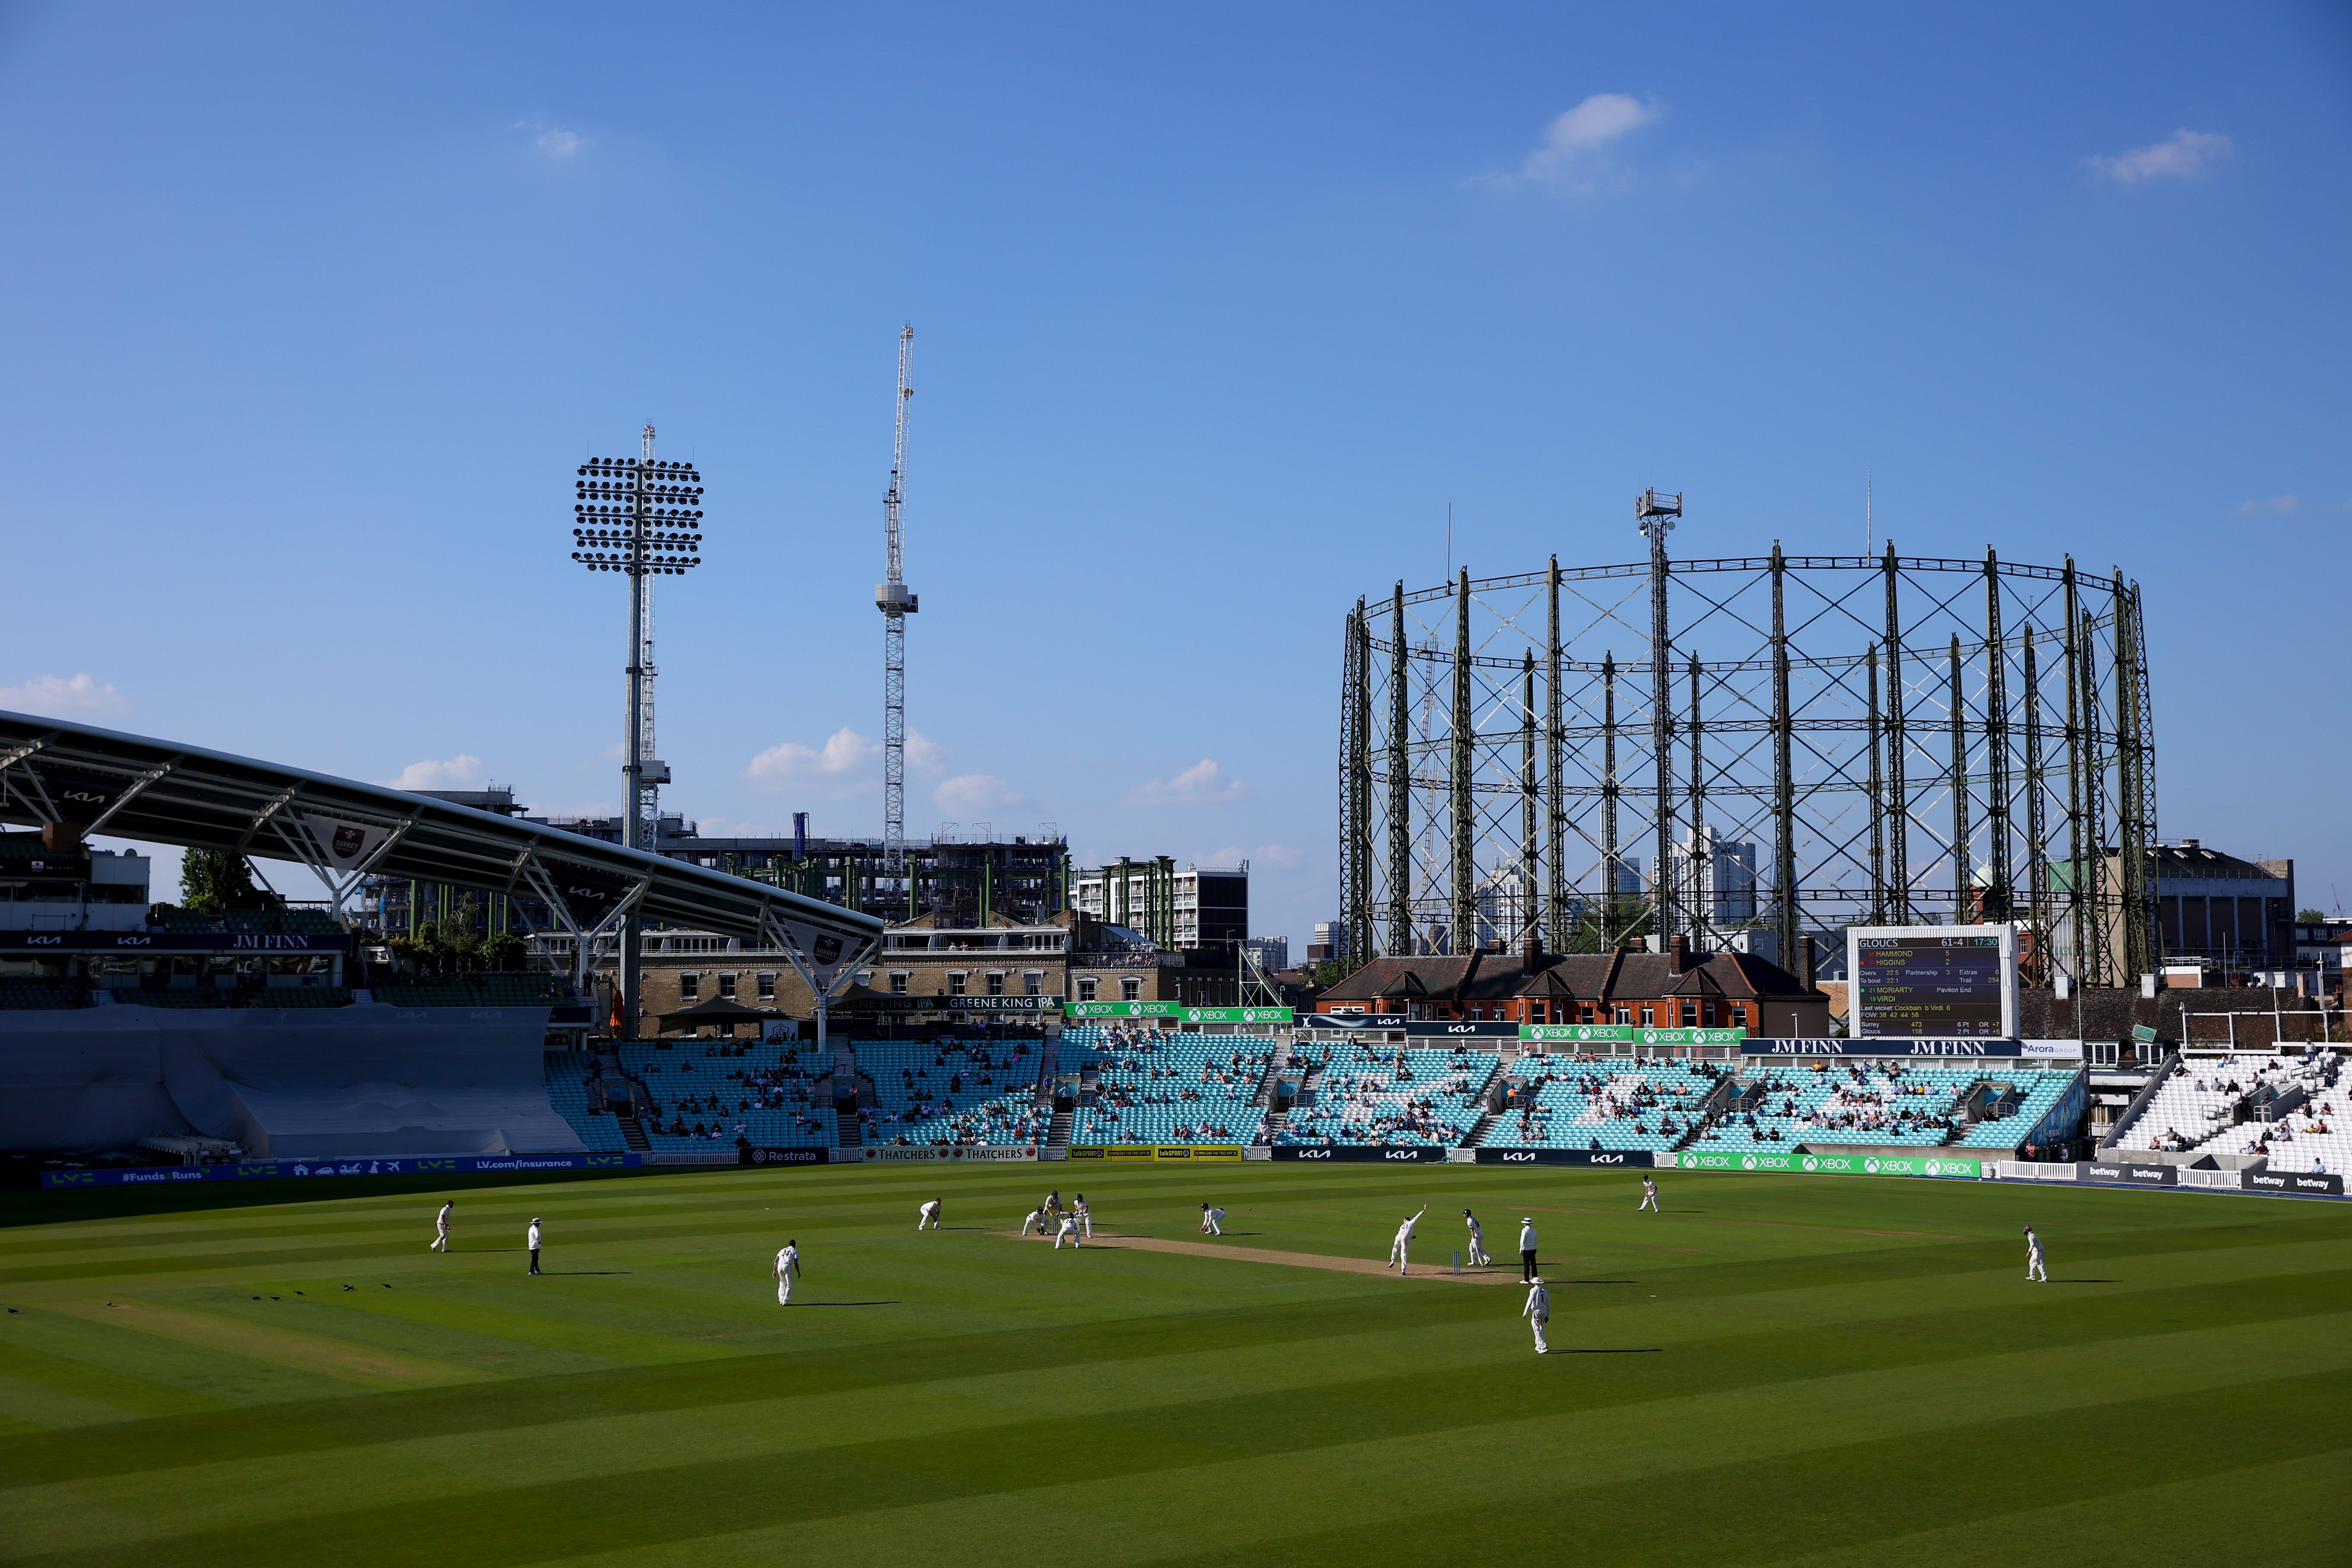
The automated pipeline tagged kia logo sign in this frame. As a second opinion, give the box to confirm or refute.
[1298,1149,1331,1159]
[1592,1153,1625,1165]
[1502,1152,1534,1162]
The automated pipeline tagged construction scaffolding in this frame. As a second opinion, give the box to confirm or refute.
[1337,505,2157,988]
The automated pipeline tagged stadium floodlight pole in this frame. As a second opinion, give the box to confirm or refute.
[571,425,705,1037]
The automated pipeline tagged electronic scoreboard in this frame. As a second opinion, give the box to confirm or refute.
[1846,924,2019,1039]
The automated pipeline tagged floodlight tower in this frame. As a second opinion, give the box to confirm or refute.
[571,425,705,1033]
[876,326,917,918]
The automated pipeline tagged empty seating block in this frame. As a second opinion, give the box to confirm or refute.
[860,1037,1049,1146]
[1275,1045,1494,1147]
[1068,1031,1273,1146]
[610,1040,834,1152]
[1483,1059,1720,1152]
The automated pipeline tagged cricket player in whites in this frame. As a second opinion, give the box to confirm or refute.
[431,1200,453,1252]
[1523,1276,1551,1354]
[1054,1211,1083,1249]
[1388,1203,1429,1275]
[918,1198,943,1230]
[1200,1203,1225,1236]
[1021,1208,1047,1237]
[775,1239,801,1304]
[1638,1175,1660,1214]
[1074,1193,1092,1238]
[1463,1208,1491,1266]
[2024,1225,2047,1282]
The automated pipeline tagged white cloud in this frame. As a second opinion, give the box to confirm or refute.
[2084,128,2231,184]
[1124,758,1247,808]
[520,121,594,159]
[2234,494,2300,516]
[744,727,941,798]
[745,728,877,796]
[0,673,130,719]
[1479,93,1664,192]
[382,754,488,791]
[933,774,1032,818]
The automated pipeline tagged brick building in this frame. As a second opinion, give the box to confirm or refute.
[1314,936,1830,1037]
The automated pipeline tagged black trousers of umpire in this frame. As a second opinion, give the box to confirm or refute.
[528,1247,541,1275]
[1521,1248,1537,1281]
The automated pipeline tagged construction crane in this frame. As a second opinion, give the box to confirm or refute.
[876,325,917,918]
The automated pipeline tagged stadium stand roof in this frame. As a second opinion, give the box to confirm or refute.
[0,709,880,970]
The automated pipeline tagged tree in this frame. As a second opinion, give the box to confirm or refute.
[481,932,527,971]
[180,849,256,915]
[2298,908,2330,924]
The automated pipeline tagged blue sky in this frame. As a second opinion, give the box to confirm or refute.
[2,3,2348,945]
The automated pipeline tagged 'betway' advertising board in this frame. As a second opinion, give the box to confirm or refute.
[1741,1038,2083,1059]
[2077,1159,2178,1187]
[42,1153,641,1188]
[2243,1168,2345,1197]
[1666,1149,1982,1179]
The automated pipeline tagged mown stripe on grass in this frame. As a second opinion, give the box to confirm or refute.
[9,1265,2347,1553]
[1759,1446,2352,1568]
[10,1308,2347,1566]
[38,1300,492,1392]
[135,1326,2346,1568]
[0,1340,233,1421]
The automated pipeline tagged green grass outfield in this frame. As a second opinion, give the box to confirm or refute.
[0,1162,2348,1566]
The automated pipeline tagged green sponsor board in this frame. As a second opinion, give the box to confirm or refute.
[1668,1149,1981,1179]
[1673,1150,1805,1173]
[1065,1000,1185,1019]
[838,994,1063,1013]
[1521,1025,1746,1047]
[1179,1006,1294,1026]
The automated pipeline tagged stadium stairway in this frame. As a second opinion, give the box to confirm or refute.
[1251,1050,1289,1107]
[1047,1108,1073,1151]
[1461,1108,1499,1147]
[612,1107,652,1151]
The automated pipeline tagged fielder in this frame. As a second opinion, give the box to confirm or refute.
[1463,1208,1490,1267]
[1074,1193,1092,1238]
[2024,1225,2047,1283]
[775,1240,801,1304]
[431,1200,453,1252]
[1388,1203,1429,1275]
[526,1217,543,1276]
[1022,1208,1046,1237]
[918,1198,943,1230]
[1201,1203,1225,1236]
[1638,1176,1660,1214]
[1523,1276,1551,1354]
[1054,1213,1083,1250]
[1518,1216,1539,1282]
